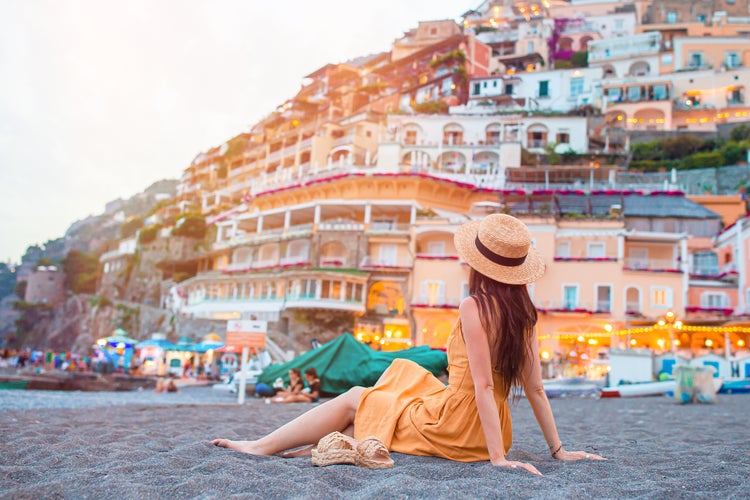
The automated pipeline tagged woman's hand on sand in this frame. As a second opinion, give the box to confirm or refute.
[553,448,606,461]
[491,458,542,476]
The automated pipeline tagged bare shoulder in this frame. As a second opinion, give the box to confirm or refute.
[458,295,478,315]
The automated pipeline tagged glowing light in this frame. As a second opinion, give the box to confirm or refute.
[604,324,613,333]
[577,336,585,342]
[705,339,713,347]
[541,351,551,360]
[630,339,637,346]
[588,339,598,345]
[657,339,665,348]
[97,339,106,346]
[738,340,746,347]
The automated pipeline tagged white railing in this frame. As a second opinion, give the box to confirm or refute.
[360,256,413,268]
[279,255,309,266]
[319,257,348,267]
[623,258,680,272]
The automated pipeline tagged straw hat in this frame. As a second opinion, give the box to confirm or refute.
[454,214,545,285]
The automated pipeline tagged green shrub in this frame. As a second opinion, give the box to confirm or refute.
[570,51,588,68]
[680,151,723,169]
[119,216,144,239]
[172,215,207,240]
[138,224,160,245]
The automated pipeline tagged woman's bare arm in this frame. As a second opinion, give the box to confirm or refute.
[522,328,606,462]
[460,297,541,475]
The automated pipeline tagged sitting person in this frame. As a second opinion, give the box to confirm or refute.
[213,215,605,474]
[266,368,304,402]
[269,367,321,404]
[154,378,179,393]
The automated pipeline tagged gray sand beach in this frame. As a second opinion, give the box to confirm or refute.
[1,386,749,499]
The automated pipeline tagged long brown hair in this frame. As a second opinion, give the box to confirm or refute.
[468,268,538,399]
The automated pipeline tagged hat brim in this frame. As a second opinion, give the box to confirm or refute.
[454,220,545,285]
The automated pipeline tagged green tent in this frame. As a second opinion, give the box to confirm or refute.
[257,333,448,395]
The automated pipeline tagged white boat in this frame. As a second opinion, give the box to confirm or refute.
[601,377,723,398]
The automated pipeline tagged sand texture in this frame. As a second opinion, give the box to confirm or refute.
[1,387,749,499]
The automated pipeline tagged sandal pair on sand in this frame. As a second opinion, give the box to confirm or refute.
[311,431,394,469]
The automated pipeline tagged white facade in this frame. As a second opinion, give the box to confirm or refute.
[468,66,604,112]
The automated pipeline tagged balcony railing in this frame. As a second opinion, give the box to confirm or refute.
[319,257,348,268]
[360,256,413,269]
[279,255,310,267]
[318,220,364,231]
[367,222,411,233]
[623,258,681,273]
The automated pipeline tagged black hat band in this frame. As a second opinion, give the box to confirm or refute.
[475,236,527,267]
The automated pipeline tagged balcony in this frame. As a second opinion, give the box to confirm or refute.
[366,222,411,234]
[279,255,310,267]
[623,258,681,273]
[410,296,461,309]
[360,256,413,270]
[318,220,364,231]
[319,257,348,268]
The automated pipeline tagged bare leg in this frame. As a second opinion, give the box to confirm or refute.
[281,422,356,458]
[212,386,365,455]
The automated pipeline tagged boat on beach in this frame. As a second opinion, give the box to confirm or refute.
[0,370,157,391]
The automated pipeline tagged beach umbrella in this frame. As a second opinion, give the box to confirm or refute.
[135,338,178,350]
[98,334,139,348]
[188,339,224,353]
[169,336,196,352]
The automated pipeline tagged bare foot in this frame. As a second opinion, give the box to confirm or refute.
[210,439,269,455]
[281,445,314,458]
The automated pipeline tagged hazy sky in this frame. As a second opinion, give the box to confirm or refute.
[0,0,475,264]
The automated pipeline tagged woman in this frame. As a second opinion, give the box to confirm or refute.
[213,214,605,475]
[269,367,322,404]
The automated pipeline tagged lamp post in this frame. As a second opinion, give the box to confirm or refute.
[656,310,682,353]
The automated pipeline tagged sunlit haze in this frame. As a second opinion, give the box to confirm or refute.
[0,0,474,264]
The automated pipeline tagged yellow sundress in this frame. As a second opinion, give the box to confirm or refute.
[354,320,512,462]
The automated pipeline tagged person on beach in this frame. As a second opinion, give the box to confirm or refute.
[268,367,322,404]
[213,214,605,475]
[265,368,305,402]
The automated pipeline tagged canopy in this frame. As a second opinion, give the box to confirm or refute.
[257,333,448,395]
[135,338,177,350]
[98,335,139,348]
[187,339,225,353]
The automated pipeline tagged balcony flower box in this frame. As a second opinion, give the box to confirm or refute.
[415,254,459,260]
[623,266,682,273]
[685,306,733,316]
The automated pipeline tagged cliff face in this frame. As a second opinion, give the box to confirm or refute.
[12,294,230,354]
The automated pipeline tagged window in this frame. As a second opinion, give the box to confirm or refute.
[627,86,642,102]
[570,77,584,97]
[379,244,397,266]
[595,285,612,312]
[697,14,706,23]
[461,281,470,300]
[729,88,745,105]
[556,241,571,258]
[725,52,740,68]
[527,41,534,54]
[404,130,418,145]
[587,242,606,258]
[427,241,445,256]
[701,292,728,309]
[693,251,718,276]
[667,11,677,24]
[689,52,704,68]
[629,248,649,269]
[504,84,514,95]
[651,286,673,309]
[614,19,624,30]
[422,280,445,305]
[538,80,549,98]
[652,84,668,100]
[473,82,481,95]
[556,132,570,144]
[563,284,579,310]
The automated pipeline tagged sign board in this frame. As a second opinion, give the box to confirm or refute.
[226,320,267,349]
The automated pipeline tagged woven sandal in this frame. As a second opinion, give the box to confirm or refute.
[311,431,358,467]
[355,436,394,469]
